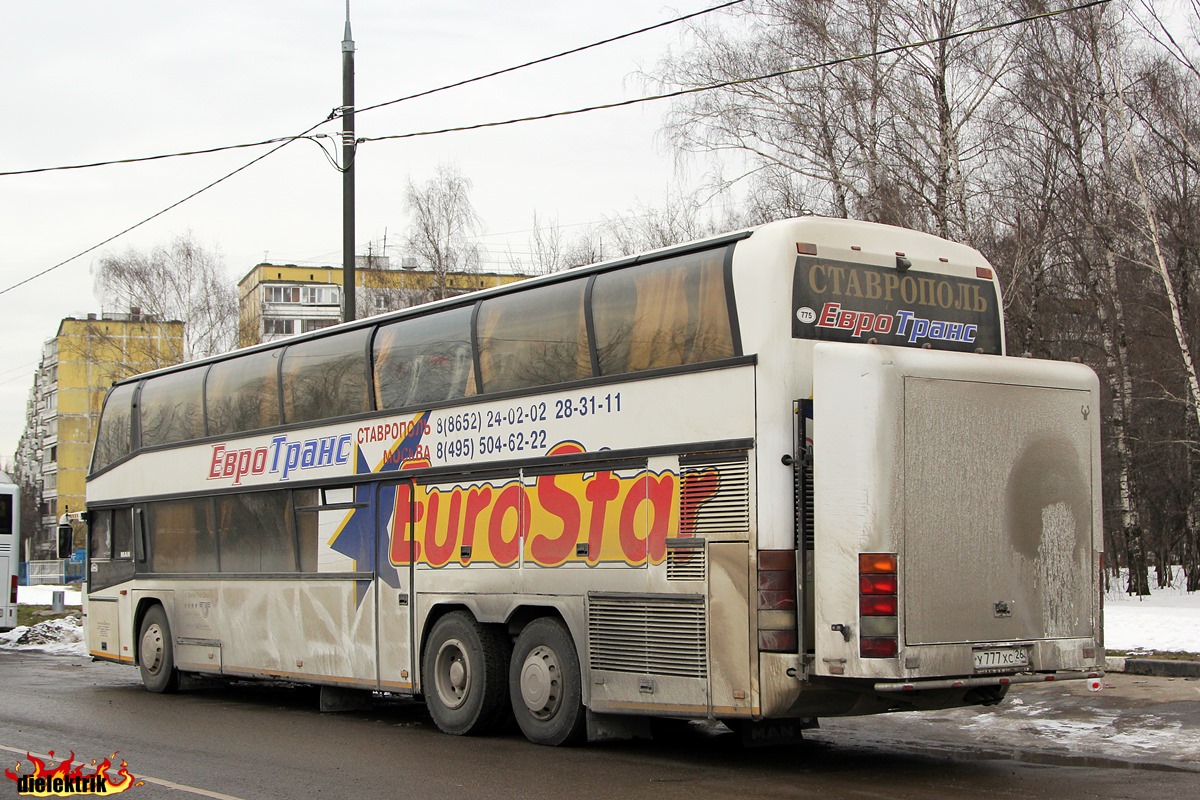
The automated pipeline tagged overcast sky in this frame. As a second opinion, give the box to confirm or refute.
[0,1,744,462]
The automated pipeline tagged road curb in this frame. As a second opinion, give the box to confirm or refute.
[1106,657,1200,678]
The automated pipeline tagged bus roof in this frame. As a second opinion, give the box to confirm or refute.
[108,227,755,388]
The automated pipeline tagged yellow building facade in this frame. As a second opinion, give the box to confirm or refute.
[238,262,531,347]
[15,313,184,557]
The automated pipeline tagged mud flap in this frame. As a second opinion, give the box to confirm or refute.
[734,717,819,747]
[585,709,652,742]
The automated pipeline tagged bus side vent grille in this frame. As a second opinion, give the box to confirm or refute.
[679,453,750,536]
[588,597,707,678]
[666,544,706,582]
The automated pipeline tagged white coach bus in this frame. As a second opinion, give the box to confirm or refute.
[85,218,1103,745]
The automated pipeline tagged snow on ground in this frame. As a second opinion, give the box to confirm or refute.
[1104,566,1200,652]
[16,584,82,606]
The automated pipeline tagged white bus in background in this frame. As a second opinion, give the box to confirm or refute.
[0,472,19,632]
[85,217,1104,746]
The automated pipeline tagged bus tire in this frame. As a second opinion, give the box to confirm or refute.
[422,611,509,736]
[509,617,585,746]
[137,605,179,693]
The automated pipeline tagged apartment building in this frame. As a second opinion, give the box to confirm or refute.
[237,258,531,346]
[13,311,184,556]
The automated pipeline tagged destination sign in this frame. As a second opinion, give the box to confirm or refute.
[791,256,1003,354]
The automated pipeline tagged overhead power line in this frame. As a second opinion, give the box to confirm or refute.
[0,0,1107,298]
[0,135,315,178]
[360,0,1112,144]
[0,1,744,180]
[351,0,746,116]
[0,1,749,297]
[0,120,328,297]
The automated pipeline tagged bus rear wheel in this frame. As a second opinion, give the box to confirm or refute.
[509,617,585,746]
[422,611,509,735]
[138,605,179,693]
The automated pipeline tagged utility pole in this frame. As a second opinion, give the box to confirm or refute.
[341,1,357,322]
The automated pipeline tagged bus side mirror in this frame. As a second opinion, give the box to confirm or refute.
[57,523,74,559]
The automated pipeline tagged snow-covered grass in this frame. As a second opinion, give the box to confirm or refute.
[1104,566,1200,653]
[16,584,82,606]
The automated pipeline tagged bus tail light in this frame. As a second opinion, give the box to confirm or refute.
[9,575,16,604]
[758,550,798,653]
[859,553,898,659]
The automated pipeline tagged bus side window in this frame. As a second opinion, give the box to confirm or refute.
[293,488,319,573]
[0,492,12,537]
[282,329,371,424]
[113,508,134,560]
[88,508,137,591]
[89,510,113,560]
[146,499,217,574]
[140,368,205,448]
[215,491,295,573]
[92,383,137,471]
[477,278,591,393]
[592,247,734,375]
[206,349,281,436]
[373,306,475,409]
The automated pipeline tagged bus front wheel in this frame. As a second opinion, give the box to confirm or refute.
[422,611,509,735]
[509,617,585,746]
[138,605,179,693]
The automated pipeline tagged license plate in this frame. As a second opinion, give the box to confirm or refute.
[973,646,1030,671]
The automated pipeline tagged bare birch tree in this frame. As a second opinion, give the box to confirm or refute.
[654,0,1006,238]
[1002,2,1153,592]
[404,163,482,301]
[92,232,238,361]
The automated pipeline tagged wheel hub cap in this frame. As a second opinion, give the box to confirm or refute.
[519,644,561,720]
[141,624,164,674]
[434,638,470,709]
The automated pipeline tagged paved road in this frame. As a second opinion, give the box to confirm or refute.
[1,650,1196,799]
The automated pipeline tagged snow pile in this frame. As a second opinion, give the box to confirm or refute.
[1104,566,1200,653]
[968,694,1200,765]
[1,615,86,656]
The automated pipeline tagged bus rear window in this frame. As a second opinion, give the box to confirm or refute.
[92,383,137,472]
[791,256,1003,354]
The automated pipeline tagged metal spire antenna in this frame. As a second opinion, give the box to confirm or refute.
[341,0,357,322]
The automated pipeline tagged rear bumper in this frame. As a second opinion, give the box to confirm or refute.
[873,669,1104,693]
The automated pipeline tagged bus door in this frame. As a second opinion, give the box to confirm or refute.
[0,553,12,631]
[0,486,14,631]
[376,480,416,693]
